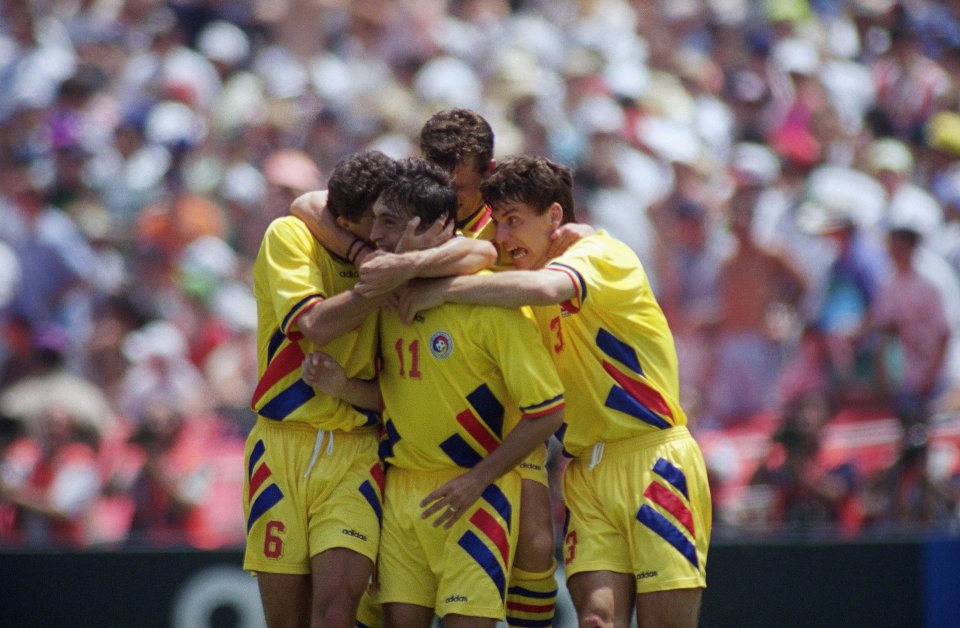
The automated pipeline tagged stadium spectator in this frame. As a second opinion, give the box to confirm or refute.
[704,186,807,426]
[654,200,728,423]
[0,404,102,547]
[862,423,959,533]
[800,201,891,407]
[749,392,863,538]
[121,401,212,547]
[862,226,951,426]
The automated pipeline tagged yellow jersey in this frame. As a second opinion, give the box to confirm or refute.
[250,216,379,429]
[533,231,686,458]
[378,292,565,472]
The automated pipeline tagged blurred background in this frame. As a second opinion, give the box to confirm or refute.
[1,0,959,626]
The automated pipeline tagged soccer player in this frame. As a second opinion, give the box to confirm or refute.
[243,149,396,628]
[398,155,712,628]
[306,158,566,627]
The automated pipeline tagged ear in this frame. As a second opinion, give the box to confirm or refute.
[549,202,563,226]
[484,159,497,177]
[335,215,350,230]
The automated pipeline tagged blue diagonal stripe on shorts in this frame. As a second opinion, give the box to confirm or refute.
[636,504,698,568]
[358,480,382,522]
[481,484,512,528]
[247,483,283,532]
[653,457,689,499]
[458,530,506,600]
[248,439,266,479]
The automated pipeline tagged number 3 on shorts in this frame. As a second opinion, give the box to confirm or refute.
[564,530,577,565]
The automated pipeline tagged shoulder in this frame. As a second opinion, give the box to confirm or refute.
[264,215,313,241]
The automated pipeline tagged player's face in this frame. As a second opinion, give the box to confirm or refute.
[492,200,560,270]
[370,196,409,252]
[450,159,489,222]
[337,211,375,242]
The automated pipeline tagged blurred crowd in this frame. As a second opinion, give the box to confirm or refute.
[2,0,960,549]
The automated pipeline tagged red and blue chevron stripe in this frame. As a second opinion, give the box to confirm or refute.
[251,327,316,420]
[456,483,514,601]
[358,462,385,522]
[597,327,673,429]
[440,385,508,467]
[246,439,283,532]
[636,457,698,568]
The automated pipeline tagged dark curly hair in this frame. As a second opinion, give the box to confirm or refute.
[378,158,456,231]
[327,150,398,222]
[480,155,577,224]
[419,108,494,175]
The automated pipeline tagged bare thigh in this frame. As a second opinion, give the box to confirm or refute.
[635,587,702,628]
[311,548,375,628]
[514,478,556,571]
[567,570,635,628]
[257,572,310,628]
[384,602,434,628]
[444,614,499,628]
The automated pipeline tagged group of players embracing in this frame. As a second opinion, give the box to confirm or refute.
[243,108,711,628]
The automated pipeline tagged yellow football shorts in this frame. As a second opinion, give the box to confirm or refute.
[378,466,521,620]
[561,426,711,593]
[243,417,384,575]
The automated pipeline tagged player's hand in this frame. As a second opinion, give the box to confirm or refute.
[302,351,348,397]
[546,222,595,259]
[356,250,411,298]
[397,215,454,253]
[397,279,445,324]
[420,472,487,529]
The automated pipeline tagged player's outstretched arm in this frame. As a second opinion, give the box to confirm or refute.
[398,268,576,323]
[302,351,383,411]
[295,287,388,347]
[290,191,373,264]
[419,407,564,529]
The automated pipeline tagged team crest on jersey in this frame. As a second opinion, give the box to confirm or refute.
[429,331,454,359]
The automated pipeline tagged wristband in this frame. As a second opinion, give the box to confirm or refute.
[346,237,366,264]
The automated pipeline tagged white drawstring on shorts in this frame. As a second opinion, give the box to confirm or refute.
[588,442,605,470]
[303,430,335,478]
